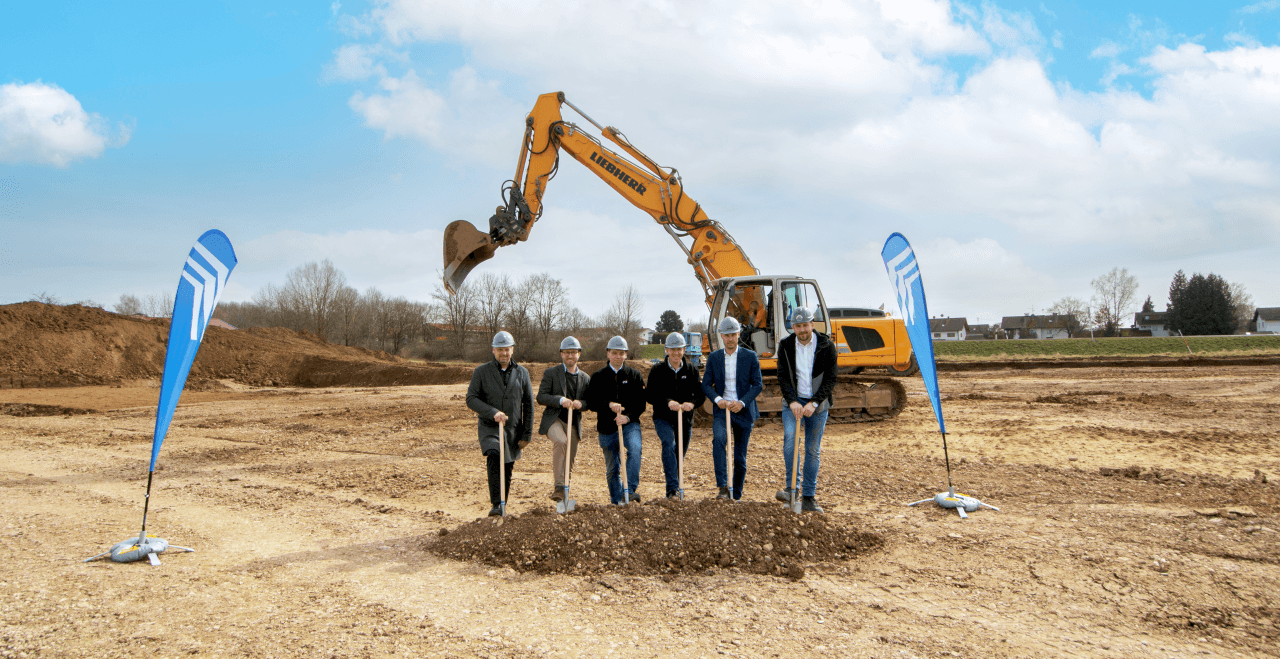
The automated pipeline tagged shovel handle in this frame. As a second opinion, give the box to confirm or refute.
[724,405,732,496]
[565,407,573,493]
[790,405,802,494]
[676,407,683,494]
[498,418,506,507]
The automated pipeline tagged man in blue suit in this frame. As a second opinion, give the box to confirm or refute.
[701,316,763,500]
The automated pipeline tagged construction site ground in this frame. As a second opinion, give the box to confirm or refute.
[2,360,1278,657]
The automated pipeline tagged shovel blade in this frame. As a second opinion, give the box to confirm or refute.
[790,494,803,514]
[555,499,577,514]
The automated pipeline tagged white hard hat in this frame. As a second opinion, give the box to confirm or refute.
[718,316,741,335]
[606,335,629,351]
[790,307,816,324]
[559,336,582,350]
[664,332,687,349]
[491,331,515,348]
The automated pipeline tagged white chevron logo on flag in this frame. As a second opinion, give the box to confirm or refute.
[886,247,921,324]
[179,243,232,341]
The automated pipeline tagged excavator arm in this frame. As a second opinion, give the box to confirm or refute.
[443,92,758,304]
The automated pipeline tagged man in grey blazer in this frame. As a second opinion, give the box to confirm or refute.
[466,331,535,516]
[537,336,591,502]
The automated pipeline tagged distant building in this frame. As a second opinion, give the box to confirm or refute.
[929,317,968,341]
[1000,314,1075,339]
[639,328,656,345]
[966,323,994,340]
[1133,310,1170,337]
[1254,308,1280,334]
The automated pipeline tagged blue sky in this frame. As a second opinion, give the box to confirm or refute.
[3,0,1279,329]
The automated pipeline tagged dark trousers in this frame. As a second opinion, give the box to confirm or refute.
[485,450,514,505]
[712,414,753,499]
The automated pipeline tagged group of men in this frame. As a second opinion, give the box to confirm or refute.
[464,308,838,517]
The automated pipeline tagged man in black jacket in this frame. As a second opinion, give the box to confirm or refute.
[466,331,535,516]
[537,336,590,503]
[645,332,705,498]
[586,336,646,504]
[774,307,838,513]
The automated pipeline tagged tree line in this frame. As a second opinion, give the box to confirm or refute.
[1045,267,1253,337]
[197,260,646,362]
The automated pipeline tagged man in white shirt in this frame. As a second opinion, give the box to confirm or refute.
[700,316,763,500]
[774,307,838,513]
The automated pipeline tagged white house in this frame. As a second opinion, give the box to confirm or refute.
[929,317,967,341]
[1000,314,1075,339]
[639,328,656,344]
[1255,308,1280,334]
[1133,310,1170,337]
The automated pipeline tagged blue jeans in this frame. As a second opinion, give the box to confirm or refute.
[599,422,642,504]
[712,410,753,499]
[653,417,692,495]
[782,398,828,497]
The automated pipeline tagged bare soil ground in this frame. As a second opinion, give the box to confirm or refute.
[2,363,1278,658]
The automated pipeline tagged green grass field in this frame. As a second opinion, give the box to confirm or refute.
[638,343,665,360]
[931,334,1280,359]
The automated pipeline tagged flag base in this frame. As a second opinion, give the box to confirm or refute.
[84,535,194,565]
[907,491,999,519]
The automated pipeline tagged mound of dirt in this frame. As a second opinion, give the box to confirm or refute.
[0,403,94,417]
[0,302,471,389]
[428,499,883,579]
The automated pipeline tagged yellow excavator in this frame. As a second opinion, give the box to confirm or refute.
[444,92,915,423]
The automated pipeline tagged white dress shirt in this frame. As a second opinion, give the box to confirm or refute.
[717,347,739,404]
[795,335,817,399]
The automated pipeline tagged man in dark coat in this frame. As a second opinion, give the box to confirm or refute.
[536,336,590,502]
[585,336,646,504]
[645,332,704,498]
[466,331,535,516]
[701,317,763,501]
[774,307,838,513]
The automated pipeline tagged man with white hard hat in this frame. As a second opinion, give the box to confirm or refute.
[536,336,590,503]
[586,335,647,504]
[465,331,535,516]
[701,316,763,500]
[645,332,705,498]
[774,307,838,513]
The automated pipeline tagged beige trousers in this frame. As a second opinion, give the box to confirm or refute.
[548,418,581,488]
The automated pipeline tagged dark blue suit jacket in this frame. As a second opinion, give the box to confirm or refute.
[701,347,763,425]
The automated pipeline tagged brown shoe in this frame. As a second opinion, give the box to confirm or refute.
[716,487,732,500]
[550,487,564,502]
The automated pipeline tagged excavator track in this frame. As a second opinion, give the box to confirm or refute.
[696,374,908,427]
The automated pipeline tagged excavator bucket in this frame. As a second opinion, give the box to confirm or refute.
[443,220,496,294]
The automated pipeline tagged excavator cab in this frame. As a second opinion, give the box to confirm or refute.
[707,276,830,364]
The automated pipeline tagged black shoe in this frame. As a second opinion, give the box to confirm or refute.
[716,487,732,500]
[775,488,795,503]
[627,492,641,504]
[802,496,823,513]
[666,490,678,499]
[550,487,564,502]
[488,505,503,517]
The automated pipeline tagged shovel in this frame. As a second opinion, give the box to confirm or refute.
[556,407,577,514]
[616,408,629,505]
[725,405,733,501]
[676,405,685,500]
[497,418,507,517]
[788,406,803,514]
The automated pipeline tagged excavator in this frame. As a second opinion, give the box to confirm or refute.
[443,92,916,424]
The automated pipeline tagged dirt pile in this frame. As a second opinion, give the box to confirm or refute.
[428,499,883,578]
[0,302,471,388]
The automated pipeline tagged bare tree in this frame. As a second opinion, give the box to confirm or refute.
[526,272,568,347]
[114,294,143,315]
[505,276,536,348]
[1048,296,1090,337]
[30,291,60,305]
[1227,281,1254,334]
[473,272,512,337]
[600,284,644,348]
[431,279,477,357]
[382,296,427,355]
[142,291,175,318]
[1090,267,1139,336]
[282,259,347,341]
[331,285,362,346]
[558,306,591,336]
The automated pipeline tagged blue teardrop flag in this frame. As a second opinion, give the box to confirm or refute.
[150,230,238,470]
[881,232,944,435]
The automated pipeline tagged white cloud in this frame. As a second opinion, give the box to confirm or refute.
[323,44,388,82]
[325,1,1280,319]
[1240,0,1278,14]
[0,81,127,167]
